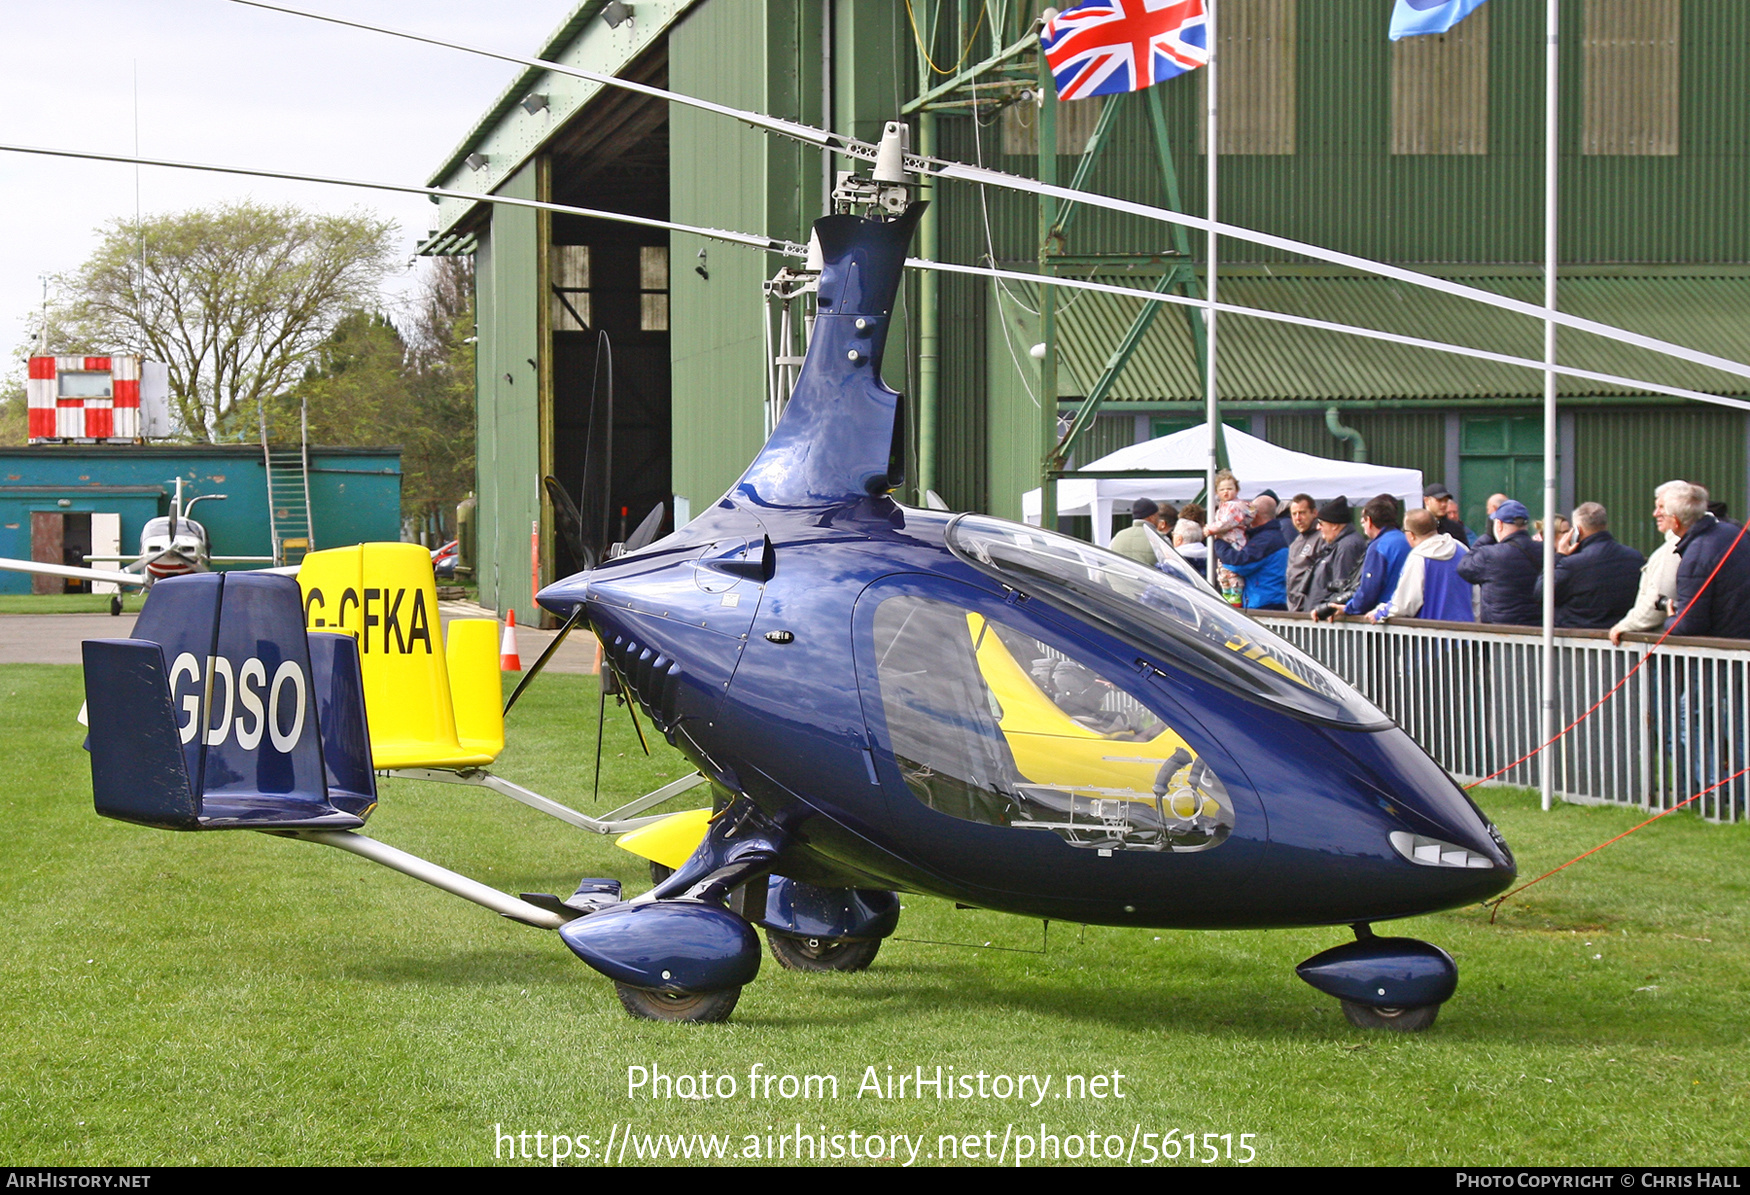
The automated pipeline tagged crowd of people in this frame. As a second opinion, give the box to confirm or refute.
[1107,474,1750,640]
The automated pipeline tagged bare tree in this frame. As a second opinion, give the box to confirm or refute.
[41,202,396,441]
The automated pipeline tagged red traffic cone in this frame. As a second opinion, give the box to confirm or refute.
[500,609,523,672]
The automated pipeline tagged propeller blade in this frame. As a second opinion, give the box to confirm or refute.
[544,476,593,570]
[624,693,651,756]
[502,605,586,715]
[624,502,666,553]
[592,681,608,804]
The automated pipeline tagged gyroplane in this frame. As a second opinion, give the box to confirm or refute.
[80,125,1515,1033]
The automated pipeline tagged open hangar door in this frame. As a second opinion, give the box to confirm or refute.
[547,52,671,579]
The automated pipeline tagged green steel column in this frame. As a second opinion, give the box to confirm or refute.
[1037,50,1059,531]
[918,109,939,504]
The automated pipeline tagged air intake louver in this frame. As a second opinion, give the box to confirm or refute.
[604,633,682,731]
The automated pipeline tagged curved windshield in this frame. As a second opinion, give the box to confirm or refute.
[946,514,1389,729]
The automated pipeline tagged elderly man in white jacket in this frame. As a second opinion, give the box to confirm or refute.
[1608,480,1685,646]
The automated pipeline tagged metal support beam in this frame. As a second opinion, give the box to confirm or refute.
[292,830,569,929]
[1053,268,1184,463]
[1037,47,1060,532]
[918,108,940,502]
[901,28,1039,113]
[387,767,709,835]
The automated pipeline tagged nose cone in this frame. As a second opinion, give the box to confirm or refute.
[536,571,590,621]
[1335,725,1516,909]
[1243,720,1515,924]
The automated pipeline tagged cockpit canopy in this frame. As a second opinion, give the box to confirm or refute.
[946,514,1390,730]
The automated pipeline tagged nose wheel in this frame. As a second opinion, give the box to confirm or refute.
[615,982,742,1023]
[1338,1000,1439,1032]
[1297,927,1457,1032]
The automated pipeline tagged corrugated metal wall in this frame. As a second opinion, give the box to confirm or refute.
[1263,409,1448,486]
[670,0,789,517]
[1574,407,1747,553]
[932,0,1750,269]
[669,0,905,517]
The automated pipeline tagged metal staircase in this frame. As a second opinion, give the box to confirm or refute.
[260,398,315,567]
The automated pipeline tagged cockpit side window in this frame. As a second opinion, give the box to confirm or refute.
[869,594,1234,854]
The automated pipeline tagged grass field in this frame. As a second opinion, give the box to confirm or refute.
[0,593,146,615]
[2,661,1746,1166]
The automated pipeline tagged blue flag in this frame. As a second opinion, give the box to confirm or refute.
[1389,0,1488,41]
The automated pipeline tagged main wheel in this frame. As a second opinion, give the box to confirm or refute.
[1339,999,1440,1032]
[766,930,881,973]
[649,862,674,886]
[614,982,740,1023]
[109,593,123,617]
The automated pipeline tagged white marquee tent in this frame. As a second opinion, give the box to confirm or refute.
[1023,426,1424,546]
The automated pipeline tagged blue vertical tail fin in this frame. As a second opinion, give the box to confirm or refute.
[82,572,376,831]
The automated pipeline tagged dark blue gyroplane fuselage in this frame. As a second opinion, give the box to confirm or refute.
[537,205,1514,934]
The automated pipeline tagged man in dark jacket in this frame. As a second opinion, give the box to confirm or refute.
[1663,483,1750,811]
[1666,484,1750,639]
[1533,502,1645,629]
[1424,482,1472,545]
[1456,498,1541,625]
[1283,493,1322,612]
[1306,496,1367,609]
[1212,495,1289,610]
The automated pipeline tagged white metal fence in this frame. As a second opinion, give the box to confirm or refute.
[1254,614,1750,822]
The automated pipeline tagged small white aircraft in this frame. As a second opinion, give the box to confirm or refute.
[0,478,275,613]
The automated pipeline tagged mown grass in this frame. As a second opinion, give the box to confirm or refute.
[0,593,146,614]
[1,662,1745,1166]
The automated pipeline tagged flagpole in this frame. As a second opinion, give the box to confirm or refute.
[1204,0,1220,585]
[1540,0,1559,812]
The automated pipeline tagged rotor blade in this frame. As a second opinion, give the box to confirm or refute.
[502,605,585,716]
[624,503,666,553]
[226,0,1750,389]
[543,476,592,570]
[6,141,1745,408]
[0,143,804,258]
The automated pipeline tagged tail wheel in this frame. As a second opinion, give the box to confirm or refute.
[614,982,740,1023]
[766,930,881,973]
[1339,1000,1439,1032]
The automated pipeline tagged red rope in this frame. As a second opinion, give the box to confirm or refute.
[1462,518,1750,790]
[1486,764,1750,922]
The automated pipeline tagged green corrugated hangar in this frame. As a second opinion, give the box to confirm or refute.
[424,0,1750,624]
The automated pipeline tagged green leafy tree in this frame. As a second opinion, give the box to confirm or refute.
[0,375,25,447]
[270,257,476,536]
[40,202,395,442]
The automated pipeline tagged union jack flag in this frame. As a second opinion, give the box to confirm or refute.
[1042,0,1208,102]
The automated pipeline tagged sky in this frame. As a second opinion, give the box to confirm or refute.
[0,0,580,377]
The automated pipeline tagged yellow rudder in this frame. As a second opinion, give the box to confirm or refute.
[446,618,504,760]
